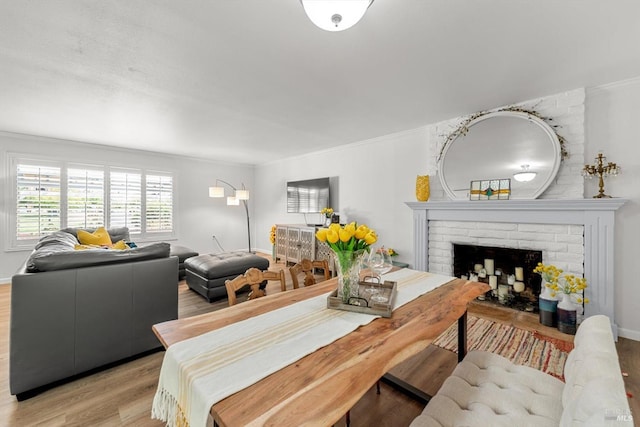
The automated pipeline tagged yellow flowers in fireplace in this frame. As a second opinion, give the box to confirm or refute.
[315,222,377,252]
[533,262,589,303]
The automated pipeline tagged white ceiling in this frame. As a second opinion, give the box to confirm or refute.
[1,1,640,165]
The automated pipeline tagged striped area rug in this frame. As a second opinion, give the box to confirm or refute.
[432,316,573,380]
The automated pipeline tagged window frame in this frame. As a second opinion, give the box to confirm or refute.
[7,153,176,251]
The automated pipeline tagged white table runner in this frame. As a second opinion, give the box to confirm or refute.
[152,269,454,427]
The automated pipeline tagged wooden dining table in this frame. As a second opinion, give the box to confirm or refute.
[153,274,489,427]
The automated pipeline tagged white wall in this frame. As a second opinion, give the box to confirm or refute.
[586,77,640,340]
[0,132,255,280]
[254,79,640,340]
[254,126,429,270]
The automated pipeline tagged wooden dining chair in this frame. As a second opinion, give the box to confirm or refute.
[289,258,330,289]
[225,267,286,306]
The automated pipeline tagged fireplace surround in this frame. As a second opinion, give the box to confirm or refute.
[406,198,627,336]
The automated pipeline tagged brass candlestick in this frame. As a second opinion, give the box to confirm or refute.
[582,153,620,198]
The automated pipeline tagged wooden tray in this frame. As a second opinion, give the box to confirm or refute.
[327,280,397,318]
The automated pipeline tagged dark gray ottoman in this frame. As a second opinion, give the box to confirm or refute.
[185,252,270,302]
[170,245,199,280]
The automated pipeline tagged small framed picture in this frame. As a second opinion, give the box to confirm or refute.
[470,179,511,200]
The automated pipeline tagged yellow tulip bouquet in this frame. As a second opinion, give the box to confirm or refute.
[316,222,377,302]
[315,222,377,252]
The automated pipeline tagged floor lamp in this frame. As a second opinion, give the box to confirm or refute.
[209,179,252,253]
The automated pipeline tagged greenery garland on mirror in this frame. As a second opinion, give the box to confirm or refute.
[437,106,569,162]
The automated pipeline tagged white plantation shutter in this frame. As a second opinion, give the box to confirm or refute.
[110,171,142,234]
[10,154,175,247]
[16,164,61,240]
[67,168,105,228]
[146,174,173,233]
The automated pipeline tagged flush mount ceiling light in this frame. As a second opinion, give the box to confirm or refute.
[513,164,537,182]
[300,0,374,32]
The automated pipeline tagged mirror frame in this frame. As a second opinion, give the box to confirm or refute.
[437,109,565,200]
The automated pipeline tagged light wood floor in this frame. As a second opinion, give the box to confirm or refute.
[0,256,637,426]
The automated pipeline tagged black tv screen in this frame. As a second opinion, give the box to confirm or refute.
[287,177,330,213]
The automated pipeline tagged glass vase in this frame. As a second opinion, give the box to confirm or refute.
[332,250,365,303]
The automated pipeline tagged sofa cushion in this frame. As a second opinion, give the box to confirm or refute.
[410,315,632,427]
[74,239,128,251]
[560,315,631,426]
[27,242,171,272]
[33,230,78,251]
[409,351,564,427]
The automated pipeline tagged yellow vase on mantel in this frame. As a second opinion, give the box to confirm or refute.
[416,175,430,202]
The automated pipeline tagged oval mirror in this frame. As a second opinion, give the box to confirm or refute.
[438,111,562,200]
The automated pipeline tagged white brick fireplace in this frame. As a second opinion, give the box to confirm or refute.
[406,199,627,336]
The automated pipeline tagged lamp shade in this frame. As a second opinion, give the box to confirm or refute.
[301,0,373,32]
[209,186,225,198]
[227,196,240,206]
[235,189,250,200]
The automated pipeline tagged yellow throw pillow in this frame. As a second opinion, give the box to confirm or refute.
[74,244,100,250]
[111,240,128,250]
[77,227,112,246]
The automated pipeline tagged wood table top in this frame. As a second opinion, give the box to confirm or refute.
[153,275,489,427]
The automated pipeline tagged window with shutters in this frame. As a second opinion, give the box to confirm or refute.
[110,170,142,234]
[146,174,173,233]
[9,154,175,249]
[67,168,105,229]
[16,164,61,241]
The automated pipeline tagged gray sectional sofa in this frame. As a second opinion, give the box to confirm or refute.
[10,227,178,399]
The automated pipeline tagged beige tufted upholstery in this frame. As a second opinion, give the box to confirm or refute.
[410,315,632,427]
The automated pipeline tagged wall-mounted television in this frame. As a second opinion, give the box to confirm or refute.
[287,177,332,214]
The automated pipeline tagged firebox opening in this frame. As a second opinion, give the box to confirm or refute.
[453,243,542,312]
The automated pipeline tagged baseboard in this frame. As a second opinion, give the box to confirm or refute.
[618,327,640,342]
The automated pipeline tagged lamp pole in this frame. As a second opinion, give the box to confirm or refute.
[213,179,252,253]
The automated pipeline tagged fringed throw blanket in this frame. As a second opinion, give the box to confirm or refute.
[152,269,453,427]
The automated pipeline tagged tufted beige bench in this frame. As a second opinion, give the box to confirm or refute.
[410,315,633,427]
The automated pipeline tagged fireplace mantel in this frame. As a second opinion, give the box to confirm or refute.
[406,198,628,335]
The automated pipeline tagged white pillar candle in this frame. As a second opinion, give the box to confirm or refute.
[484,259,495,275]
[498,284,509,301]
[474,263,483,273]
[515,267,524,281]
[489,275,498,289]
[514,281,525,293]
